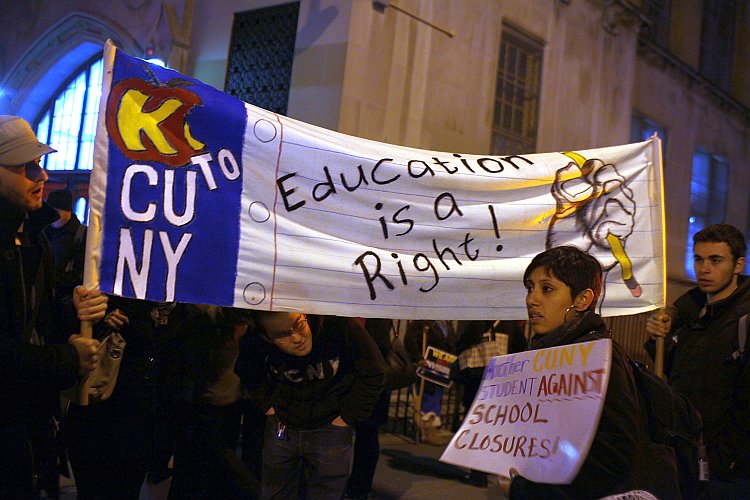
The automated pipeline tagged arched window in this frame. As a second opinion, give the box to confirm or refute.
[34,54,103,224]
[35,55,103,172]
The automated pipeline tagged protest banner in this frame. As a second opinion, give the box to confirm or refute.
[440,339,612,484]
[86,41,665,319]
[416,346,457,388]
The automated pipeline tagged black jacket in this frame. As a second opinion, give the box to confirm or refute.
[248,316,385,429]
[511,312,679,499]
[98,298,241,403]
[0,199,79,426]
[44,214,86,298]
[656,276,750,480]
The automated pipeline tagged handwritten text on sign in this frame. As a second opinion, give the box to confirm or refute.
[440,339,612,485]
[90,42,664,319]
[417,346,457,388]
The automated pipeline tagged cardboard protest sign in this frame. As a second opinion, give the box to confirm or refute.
[87,41,665,319]
[440,339,612,484]
[416,346,457,387]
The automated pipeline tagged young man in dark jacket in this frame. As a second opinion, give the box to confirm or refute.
[44,188,87,307]
[647,223,750,497]
[0,115,103,497]
[247,312,385,499]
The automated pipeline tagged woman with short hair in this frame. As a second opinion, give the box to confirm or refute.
[501,246,680,499]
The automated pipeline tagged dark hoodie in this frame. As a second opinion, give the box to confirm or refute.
[249,315,385,429]
[659,275,750,480]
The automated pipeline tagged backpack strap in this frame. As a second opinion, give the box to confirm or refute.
[739,314,747,360]
[22,237,52,345]
[729,313,748,363]
[731,313,749,411]
[64,223,87,273]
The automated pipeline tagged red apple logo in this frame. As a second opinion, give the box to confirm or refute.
[106,65,206,167]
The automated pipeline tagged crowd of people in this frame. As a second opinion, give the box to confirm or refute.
[1,113,749,499]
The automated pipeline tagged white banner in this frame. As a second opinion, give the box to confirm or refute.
[440,339,612,484]
[89,41,665,319]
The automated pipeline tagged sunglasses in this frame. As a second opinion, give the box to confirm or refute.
[1,159,46,181]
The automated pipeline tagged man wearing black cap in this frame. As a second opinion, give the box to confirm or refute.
[45,188,87,310]
[0,115,105,497]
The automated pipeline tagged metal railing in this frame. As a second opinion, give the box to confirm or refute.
[383,312,657,439]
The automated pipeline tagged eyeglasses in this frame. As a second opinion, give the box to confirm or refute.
[1,159,46,181]
[268,315,308,343]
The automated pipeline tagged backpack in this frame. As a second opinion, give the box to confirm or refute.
[629,359,703,500]
[65,223,86,275]
[384,323,418,390]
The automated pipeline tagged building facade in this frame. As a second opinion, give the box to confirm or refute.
[1,0,748,326]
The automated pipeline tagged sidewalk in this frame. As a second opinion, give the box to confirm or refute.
[51,432,506,499]
[369,433,506,499]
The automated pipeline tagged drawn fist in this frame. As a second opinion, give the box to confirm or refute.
[547,159,636,270]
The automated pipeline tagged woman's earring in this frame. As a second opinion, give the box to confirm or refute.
[564,305,583,321]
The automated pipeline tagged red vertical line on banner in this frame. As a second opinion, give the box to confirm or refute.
[269,112,285,309]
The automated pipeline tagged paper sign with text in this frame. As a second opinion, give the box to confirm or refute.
[87,41,665,319]
[439,339,612,484]
[417,346,457,388]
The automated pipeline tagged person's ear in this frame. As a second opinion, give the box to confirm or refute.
[573,288,595,311]
[734,256,746,275]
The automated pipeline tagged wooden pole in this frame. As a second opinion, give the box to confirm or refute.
[78,318,93,405]
[653,305,670,378]
[654,336,665,378]
[76,41,116,405]
[413,324,429,442]
[165,0,195,73]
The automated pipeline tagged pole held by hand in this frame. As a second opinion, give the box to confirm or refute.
[79,319,93,405]
[654,336,664,378]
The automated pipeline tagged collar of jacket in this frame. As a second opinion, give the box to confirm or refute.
[676,274,750,322]
[528,310,608,350]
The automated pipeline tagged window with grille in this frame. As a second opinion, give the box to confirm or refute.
[685,149,729,279]
[490,26,543,156]
[700,0,736,91]
[643,0,671,48]
[225,2,299,114]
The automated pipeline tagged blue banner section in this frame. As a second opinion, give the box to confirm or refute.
[99,50,247,304]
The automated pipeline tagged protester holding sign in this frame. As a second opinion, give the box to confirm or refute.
[500,246,680,498]
[646,223,750,497]
[405,320,456,441]
[64,299,258,498]
[0,115,105,498]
